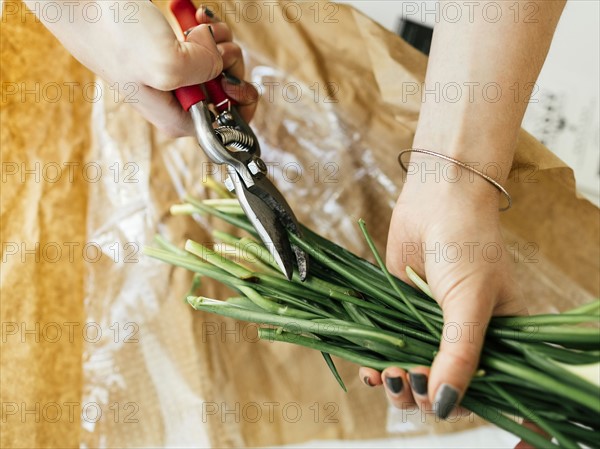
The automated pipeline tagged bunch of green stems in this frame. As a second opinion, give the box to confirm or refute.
[145,195,600,449]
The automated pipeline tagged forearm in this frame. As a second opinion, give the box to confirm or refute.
[412,0,566,183]
[20,1,231,136]
[21,1,173,86]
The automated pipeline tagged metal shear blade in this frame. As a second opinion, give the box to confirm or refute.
[228,167,308,281]
[249,174,309,281]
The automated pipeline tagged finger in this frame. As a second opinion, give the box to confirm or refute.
[132,85,194,137]
[407,367,431,412]
[194,5,230,41]
[194,8,255,122]
[381,367,414,409]
[358,367,382,387]
[152,24,222,90]
[428,287,494,420]
[221,75,259,123]
[196,5,220,23]
[206,22,233,43]
[218,42,244,79]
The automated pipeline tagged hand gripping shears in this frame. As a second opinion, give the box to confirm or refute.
[169,0,308,280]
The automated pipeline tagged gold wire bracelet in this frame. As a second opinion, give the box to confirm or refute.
[398,148,512,212]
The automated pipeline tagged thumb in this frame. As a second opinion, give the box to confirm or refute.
[147,24,222,91]
[178,24,223,85]
[428,283,494,419]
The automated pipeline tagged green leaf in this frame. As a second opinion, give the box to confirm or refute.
[321,352,347,392]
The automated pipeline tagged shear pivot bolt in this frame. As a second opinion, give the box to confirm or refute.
[217,111,235,126]
[248,159,267,175]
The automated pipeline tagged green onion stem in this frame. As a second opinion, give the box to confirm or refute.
[489,326,600,346]
[258,328,419,371]
[465,399,561,449]
[565,299,600,316]
[189,297,408,350]
[483,355,600,413]
[490,383,580,449]
[492,314,600,327]
[146,195,600,448]
[185,239,251,279]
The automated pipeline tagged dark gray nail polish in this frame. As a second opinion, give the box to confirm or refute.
[204,7,215,18]
[434,384,459,419]
[223,73,242,86]
[363,376,373,387]
[385,376,403,394]
[408,372,428,395]
[207,25,215,40]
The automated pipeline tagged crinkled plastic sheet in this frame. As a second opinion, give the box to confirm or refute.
[79,48,596,449]
[80,51,398,447]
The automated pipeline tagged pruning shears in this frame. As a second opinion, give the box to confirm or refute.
[169,0,308,280]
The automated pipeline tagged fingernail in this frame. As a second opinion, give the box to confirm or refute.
[384,376,403,395]
[204,7,214,18]
[207,25,215,41]
[223,73,242,86]
[408,372,428,396]
[183,26,196,38]
[363,376,373,387]
[434,384,459,419]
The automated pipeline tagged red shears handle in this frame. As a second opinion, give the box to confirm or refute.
[170,0,236,112]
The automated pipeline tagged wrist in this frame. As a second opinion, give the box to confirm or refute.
[411,132,515,185]
[399,152,506,214]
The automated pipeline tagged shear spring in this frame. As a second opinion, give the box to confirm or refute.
[214,127,255,152]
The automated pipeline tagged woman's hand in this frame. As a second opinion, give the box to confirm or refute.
[360,162,527,420]
[25,1,258,136]
[359,2,565,436]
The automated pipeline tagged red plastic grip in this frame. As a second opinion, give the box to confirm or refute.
[174,85,205,111]
[204,76,237,112]
[169,0,236,112]
[170,0,198,34]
